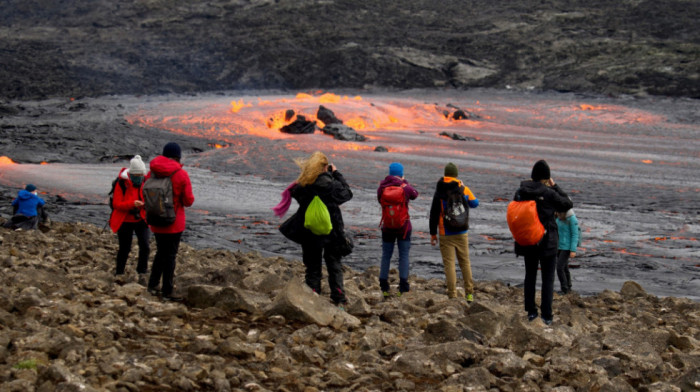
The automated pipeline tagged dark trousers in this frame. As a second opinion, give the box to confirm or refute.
[556,250,573,293]
[524,253,556,320]
[301,241,347,304]
[148,232,182,296]
[116,221,150,275]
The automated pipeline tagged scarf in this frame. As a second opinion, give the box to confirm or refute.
[272,182,297,217]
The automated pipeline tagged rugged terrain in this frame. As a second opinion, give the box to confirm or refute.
[0,222,698,391]
[1,0,699,100]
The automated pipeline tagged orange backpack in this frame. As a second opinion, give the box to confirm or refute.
[507,200,545,246]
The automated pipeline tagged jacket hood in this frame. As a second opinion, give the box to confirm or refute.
[310,172,334,194]
[516,180,548,200]
[119,167,130,180]
[434,177,462,198]
[379,175,405,188]
[149,155,182,177]
[17,189,35,200]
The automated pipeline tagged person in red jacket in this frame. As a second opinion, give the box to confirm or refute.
[146,142,195,301]
[109,155,150,280]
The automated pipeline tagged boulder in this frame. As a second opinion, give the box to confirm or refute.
[620,281,647,299]
[264,279,360,330]
[322,124,367,141]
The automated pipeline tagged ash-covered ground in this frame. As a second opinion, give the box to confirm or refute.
[1,89,698,300]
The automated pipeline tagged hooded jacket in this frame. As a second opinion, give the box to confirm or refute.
[513,180,573,257]
[109,167,147,233]
[377,175,419,234]
[147,155,195,234]
[290,171,353,246]
[12,190,45,217]
[429,177,479,236]
[556,210,580,252]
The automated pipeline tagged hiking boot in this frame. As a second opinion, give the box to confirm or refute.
[147,287,161,296]
[337,304,346,312]
[466,293,474,303]
[382,291,391,300]
[528,313,538,322]
[137,274,148,286]
[542,317,553,326]
[162,294,183,302]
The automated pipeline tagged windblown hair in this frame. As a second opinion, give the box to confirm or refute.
[295,151,328,187]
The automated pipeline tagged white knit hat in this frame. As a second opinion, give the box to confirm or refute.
[129,155,147,175]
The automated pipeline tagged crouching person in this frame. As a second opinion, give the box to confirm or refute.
[4,184,48,231]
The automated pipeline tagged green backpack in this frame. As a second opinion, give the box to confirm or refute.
[304,196,333,235]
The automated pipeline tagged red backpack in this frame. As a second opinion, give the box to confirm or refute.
[379,185,409,230]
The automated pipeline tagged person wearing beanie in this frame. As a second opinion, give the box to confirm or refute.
[109,154,150,282]
[512,159,573,325]
[146,143,195,301]
[429,162,479,302]
[377,162,419,298]
[162,142,182,161]
[4,183,48,230]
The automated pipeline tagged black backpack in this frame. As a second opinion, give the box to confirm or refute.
[142,171,178,226]
[443,186,469,232]
[108,177,127,212]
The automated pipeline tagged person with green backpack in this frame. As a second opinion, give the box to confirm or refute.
[556,208,580,294]
[275,151,353,307]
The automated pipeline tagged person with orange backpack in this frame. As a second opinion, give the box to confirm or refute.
[377,162,419,298]
[511,160,573,325]
[429,163,479,302]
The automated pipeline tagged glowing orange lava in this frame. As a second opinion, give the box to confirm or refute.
[0,156,15,165]
[578,104,606,111]
[642,159,653,164]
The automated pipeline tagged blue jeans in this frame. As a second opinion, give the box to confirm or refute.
[380,230,411,292]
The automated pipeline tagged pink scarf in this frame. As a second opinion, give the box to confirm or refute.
[272,182,297,217]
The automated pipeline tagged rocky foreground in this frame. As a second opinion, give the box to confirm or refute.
[0,222,698,392]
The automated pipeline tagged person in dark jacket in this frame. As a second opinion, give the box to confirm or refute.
[283,151,353,306]
[429,163,479,302]
[109,155,150,281]
[377,162,419,297]
[147,142,195,301]
[514,160,573,325]
[4,184,48,230]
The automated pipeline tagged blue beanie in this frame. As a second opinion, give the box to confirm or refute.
[163,142,182,159]
[389,162,404,177]
[25,184,36,192]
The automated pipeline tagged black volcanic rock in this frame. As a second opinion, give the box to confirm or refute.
[0,0,698,99]
[280,115,316,134]
[316,105,343,126]
[322,123,366,141]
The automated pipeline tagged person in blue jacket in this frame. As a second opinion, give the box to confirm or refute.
[4,184,48,230]
[556,209,579,294]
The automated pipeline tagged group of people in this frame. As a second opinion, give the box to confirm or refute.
[4,146,580,324]
[107,142,195,301]
[275,152,579,325]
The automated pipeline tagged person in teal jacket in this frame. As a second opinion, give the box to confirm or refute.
[556,209,579,294]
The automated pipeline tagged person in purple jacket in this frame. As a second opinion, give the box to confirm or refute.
[377,162,419,298]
